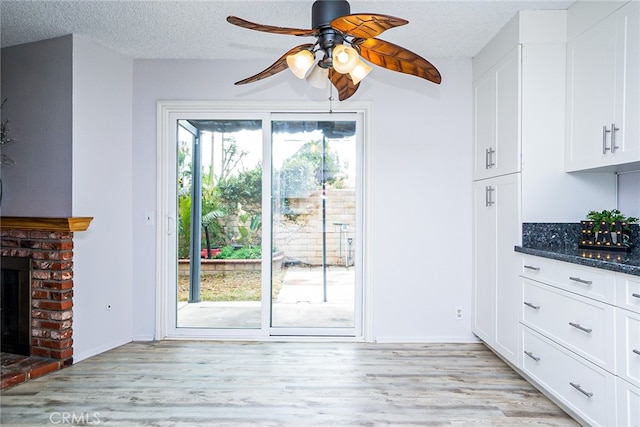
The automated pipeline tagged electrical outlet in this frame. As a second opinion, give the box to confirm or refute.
[455,306,463,320]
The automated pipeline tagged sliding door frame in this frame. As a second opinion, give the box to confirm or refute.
[155,100,374,341]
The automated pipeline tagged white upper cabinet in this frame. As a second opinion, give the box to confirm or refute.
[566,1,640,172]
[473,46,521,180]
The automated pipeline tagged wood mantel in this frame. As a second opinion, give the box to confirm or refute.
[0,217,93,232]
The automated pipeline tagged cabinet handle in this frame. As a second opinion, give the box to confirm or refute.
[485,186,495,207]
[602,125,611,154]
[569,382,593,398]
[524,351,540,362]
[569,276,592,285]
[633,349,640,356]
[524,265,540,271]
[632,293,640,299]
[524,301,540,310]
[485,147,495,169]
[611,123,619,153]
[569,322,592,334]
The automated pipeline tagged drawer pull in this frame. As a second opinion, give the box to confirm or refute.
[569,322,592,334]
[524,265,540,271]
[524,351,540,362]
[569,276,592,285]
[524,301,540,310]
[633,349,640,356]
[569,382,593,398]
[632,293,640,299]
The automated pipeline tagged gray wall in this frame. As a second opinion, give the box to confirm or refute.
[1,35,135,363]
[1,36,73,216]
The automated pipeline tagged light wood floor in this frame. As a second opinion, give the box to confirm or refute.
[0,341,579,426]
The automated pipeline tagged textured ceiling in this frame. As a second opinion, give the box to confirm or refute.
[1,0,576,60]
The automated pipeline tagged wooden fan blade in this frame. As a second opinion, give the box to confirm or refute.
[234,44,315,85]
[227,16,319,37]
[330,14,408,38]
[329,69,360,101]
[356,38,441,84]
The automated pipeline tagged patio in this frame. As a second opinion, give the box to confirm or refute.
[177,265,355,329]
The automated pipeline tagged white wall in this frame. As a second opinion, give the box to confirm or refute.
[618,171,640,219]
[132,58,475,342]
[71,35,134,361]
[0,36,73,216]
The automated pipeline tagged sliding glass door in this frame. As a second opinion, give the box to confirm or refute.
[175,119,264,329]
[167,110,362,338]
[270,116,360,335]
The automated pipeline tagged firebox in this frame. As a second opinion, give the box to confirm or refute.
[1,256,32,356]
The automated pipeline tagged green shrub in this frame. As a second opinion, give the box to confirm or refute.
[214,245,262,260]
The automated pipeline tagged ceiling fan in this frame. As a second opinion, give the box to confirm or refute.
[226,0,441,101]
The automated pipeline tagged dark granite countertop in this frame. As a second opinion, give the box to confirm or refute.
[516,223,640,277]
[515,245,640,276]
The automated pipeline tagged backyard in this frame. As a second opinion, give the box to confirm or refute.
[177,268,286,302]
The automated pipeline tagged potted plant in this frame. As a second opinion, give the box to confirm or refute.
[582,209,638,249]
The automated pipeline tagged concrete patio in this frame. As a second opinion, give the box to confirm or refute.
[177,265,355,329]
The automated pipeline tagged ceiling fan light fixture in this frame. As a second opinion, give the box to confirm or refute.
[332,44,359,74]
[227,0,441,101]
[286,50,315,79]
[306,64,329,88]
[348,59,372,85]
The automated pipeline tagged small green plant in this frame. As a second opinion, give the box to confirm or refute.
[586,209,638,233]
[237,212,261,246]
[214,245,262,260]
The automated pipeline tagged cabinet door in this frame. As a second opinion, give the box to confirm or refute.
[473,72,495,180]
[472,180,496,344]
[493,174,520,364]
[616,308,640,388]
[494,48,521,176]
[473,46,521,180]
[616,377,640,427]
[613,1,640,165]
[566,14,617,171]
[472,174,520,365]
[566,1,640,171]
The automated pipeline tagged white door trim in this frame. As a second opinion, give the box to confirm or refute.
[155,100,374,342]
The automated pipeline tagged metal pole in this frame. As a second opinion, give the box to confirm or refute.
[188,126,202,303]
[321,134,327,302]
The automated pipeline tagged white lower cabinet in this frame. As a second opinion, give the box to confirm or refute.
[616,377,640,427]
[472,174,520,365]
[518,255,640,426]
[616,273,640,314]
[521,278,615,372]
[521,255,616,304]
[521,326,617,426]
[616,308,640,388]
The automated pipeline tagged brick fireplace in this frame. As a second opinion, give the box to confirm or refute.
[0,216,92,389]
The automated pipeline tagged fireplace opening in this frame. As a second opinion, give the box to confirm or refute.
[1,257,32,356]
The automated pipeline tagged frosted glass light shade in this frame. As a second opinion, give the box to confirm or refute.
[286,50,315,79]
[332,44,359,74]
[349,59,372,84]
[306,64,329,88]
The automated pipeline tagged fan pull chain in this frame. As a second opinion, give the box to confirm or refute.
[328,82,334,113]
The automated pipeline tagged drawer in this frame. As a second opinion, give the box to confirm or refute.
[616,308,640,387]
[521,278,615,371]
[616,377,640,427]
[521,255,615,304]
[616,272,640,314]
[521,326,617,427]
